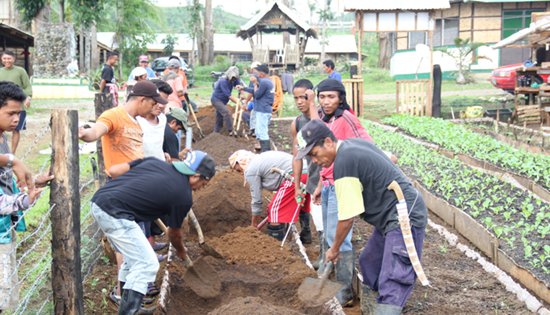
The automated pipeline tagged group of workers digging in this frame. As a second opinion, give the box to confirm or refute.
[225,63,428,314]
[79,58,427,315]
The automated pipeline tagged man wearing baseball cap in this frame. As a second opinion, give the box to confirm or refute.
[79,80,168,175]
[296,120,427,315]
[91,151,216,314]
[136,55,156,79]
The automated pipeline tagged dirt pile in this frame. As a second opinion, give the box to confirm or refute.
[193,132,255,167]
[191,170,251,237]
[208,296,305,315]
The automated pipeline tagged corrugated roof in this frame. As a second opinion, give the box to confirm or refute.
[465,0,547,2]
[237,0,317,39]
[344,0,450,11]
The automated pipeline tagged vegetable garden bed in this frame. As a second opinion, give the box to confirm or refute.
[382,115,550,202]
[363,120,550,303]
[452,118,550,154]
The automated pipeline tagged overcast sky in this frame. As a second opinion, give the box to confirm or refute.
[150,0,345,19]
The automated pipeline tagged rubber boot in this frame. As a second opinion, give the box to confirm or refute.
[298,211,312,244]
[312,231,324,270]
[374,304,402,315]
[360,284,377,315]
[266,224,285,241]
[260,140,271,152]
[335,250,355,307]
[118,289,144,315]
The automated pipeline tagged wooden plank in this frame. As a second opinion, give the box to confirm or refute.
[454,208,499,261]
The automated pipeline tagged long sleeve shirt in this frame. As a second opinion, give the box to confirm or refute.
[243,77,274,113]
[0,193,29,215]
[0,66,32,97]
[244,151,293,215]
[211,78,238,104]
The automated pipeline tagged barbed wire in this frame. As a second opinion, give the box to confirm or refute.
[35,293,52,314]
[12,256,51,314]
[20,124,51,161]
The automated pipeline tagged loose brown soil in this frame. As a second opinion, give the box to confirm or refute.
[49,105,536,314]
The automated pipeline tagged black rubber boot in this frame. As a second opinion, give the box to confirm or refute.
[260,140,271,152]
[298,211,312,244]
[266,224,285,241]
[335,250,355,307]
[118,289,144,315]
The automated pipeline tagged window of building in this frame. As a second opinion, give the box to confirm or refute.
[502,9,543,43]
[434,18,459,46]
[408,31,427,49]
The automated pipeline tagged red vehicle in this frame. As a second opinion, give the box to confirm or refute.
[489,63,522,93]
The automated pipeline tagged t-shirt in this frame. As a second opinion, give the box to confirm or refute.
[243,77,274,113]
[328,71,342,82]
[0,66,32,97]
[0,134,14,195]
[101,64,115,93]
[97,106,144,172]
[163,124,179,159]
[165,74,184,112]
[91,158,192,228]
[137,114,167,161]
[319,110,372,183]
[333,139,427,234]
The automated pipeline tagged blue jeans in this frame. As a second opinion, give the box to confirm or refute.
[322,184,353,251]
[91,203,159,295]
[255,111,271,141]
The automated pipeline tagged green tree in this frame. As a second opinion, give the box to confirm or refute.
[162,34,178,56]
[437,38,487,84]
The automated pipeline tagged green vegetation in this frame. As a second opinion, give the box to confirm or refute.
[363,120,550,277]
[381,114,550,189]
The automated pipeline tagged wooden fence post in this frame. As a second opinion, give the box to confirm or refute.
[94,93,114,186]
[50,109,83,314]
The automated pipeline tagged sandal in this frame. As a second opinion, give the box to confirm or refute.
[152,242,168,251]
[157,254,166,262]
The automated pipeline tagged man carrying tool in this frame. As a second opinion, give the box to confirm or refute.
[311,78,373,306]
[290,79,321,249]
[211,66,241,135]
[296,120,428,315]
[228,150,310,240]
[91,151,216,314]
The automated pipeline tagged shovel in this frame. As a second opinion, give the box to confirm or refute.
[298,262,342,307]
[185,93,204,138]
[154,218,222,299]
[187,209,224,259]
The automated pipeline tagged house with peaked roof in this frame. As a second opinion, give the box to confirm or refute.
[236,0,318,69]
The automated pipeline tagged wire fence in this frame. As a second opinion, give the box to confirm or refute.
[0,122,102,314]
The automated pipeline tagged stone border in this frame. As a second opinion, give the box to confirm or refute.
[413,180,550,305]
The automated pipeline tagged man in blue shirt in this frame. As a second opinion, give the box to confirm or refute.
[237,63,274,152]
[211,66,241,134]
[323,59,342,82]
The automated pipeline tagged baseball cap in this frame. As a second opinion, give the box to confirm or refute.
[250,61,261,69]
[129,81,168,105]
[255,63,269,74]
[130,67,147,78]
[295,119,334,160]
[167,59,181,68]
[139,55,148,62]
[173,151,216,180]
[169,107,190,129]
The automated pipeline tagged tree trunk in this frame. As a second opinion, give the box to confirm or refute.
[90,23,98,71]
[378,32,391,69]
[200,0,213,65]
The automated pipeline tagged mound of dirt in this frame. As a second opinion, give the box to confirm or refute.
[208,296,304,315]
[194,132,256,167]
[191,170,252,237]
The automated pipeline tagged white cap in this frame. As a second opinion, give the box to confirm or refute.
[131,67,148,78]
[250,61,261,69]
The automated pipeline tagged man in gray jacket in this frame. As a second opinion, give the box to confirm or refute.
[229,150,309,240]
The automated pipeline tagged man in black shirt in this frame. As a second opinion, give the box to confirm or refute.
[99,52,119,95]
[296,120,427,315]
[163,107,189,162]
[90,151,216,314]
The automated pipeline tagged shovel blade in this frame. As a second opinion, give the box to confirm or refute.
[199,242,224,259]
[298,277,343,307]
[184,257,221,299]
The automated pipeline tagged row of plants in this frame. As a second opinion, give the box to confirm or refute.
[381,115,550,190]
[363,120,550,281]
